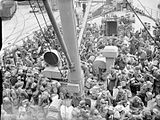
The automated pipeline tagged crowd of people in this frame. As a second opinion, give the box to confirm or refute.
[1,12,160,120]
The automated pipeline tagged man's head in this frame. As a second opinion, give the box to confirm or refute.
[131,96,143,108]
[121,81,127,87]
[145,92,153,101]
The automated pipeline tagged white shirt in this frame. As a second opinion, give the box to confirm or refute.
[60,105,73,120]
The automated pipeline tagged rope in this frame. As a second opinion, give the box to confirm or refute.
[126,0,155,42]
[28,0,51,50]
[36,0,48,27]
[136,0,154,19]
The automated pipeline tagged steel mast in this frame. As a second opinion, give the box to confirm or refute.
[42,0,84,96]
[57,0,84,96]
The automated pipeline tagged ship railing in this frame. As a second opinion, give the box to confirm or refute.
[132,3,160,21]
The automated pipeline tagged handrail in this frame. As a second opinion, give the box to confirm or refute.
[133,2,160,20]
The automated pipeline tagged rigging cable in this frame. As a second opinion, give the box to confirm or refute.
[37,0,60,49]
[28,0,51,50]
[36,0,48,27]
[136,0,156,21]
[126,0,155,42]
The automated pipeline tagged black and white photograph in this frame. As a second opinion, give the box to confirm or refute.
[1,0,160,120]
